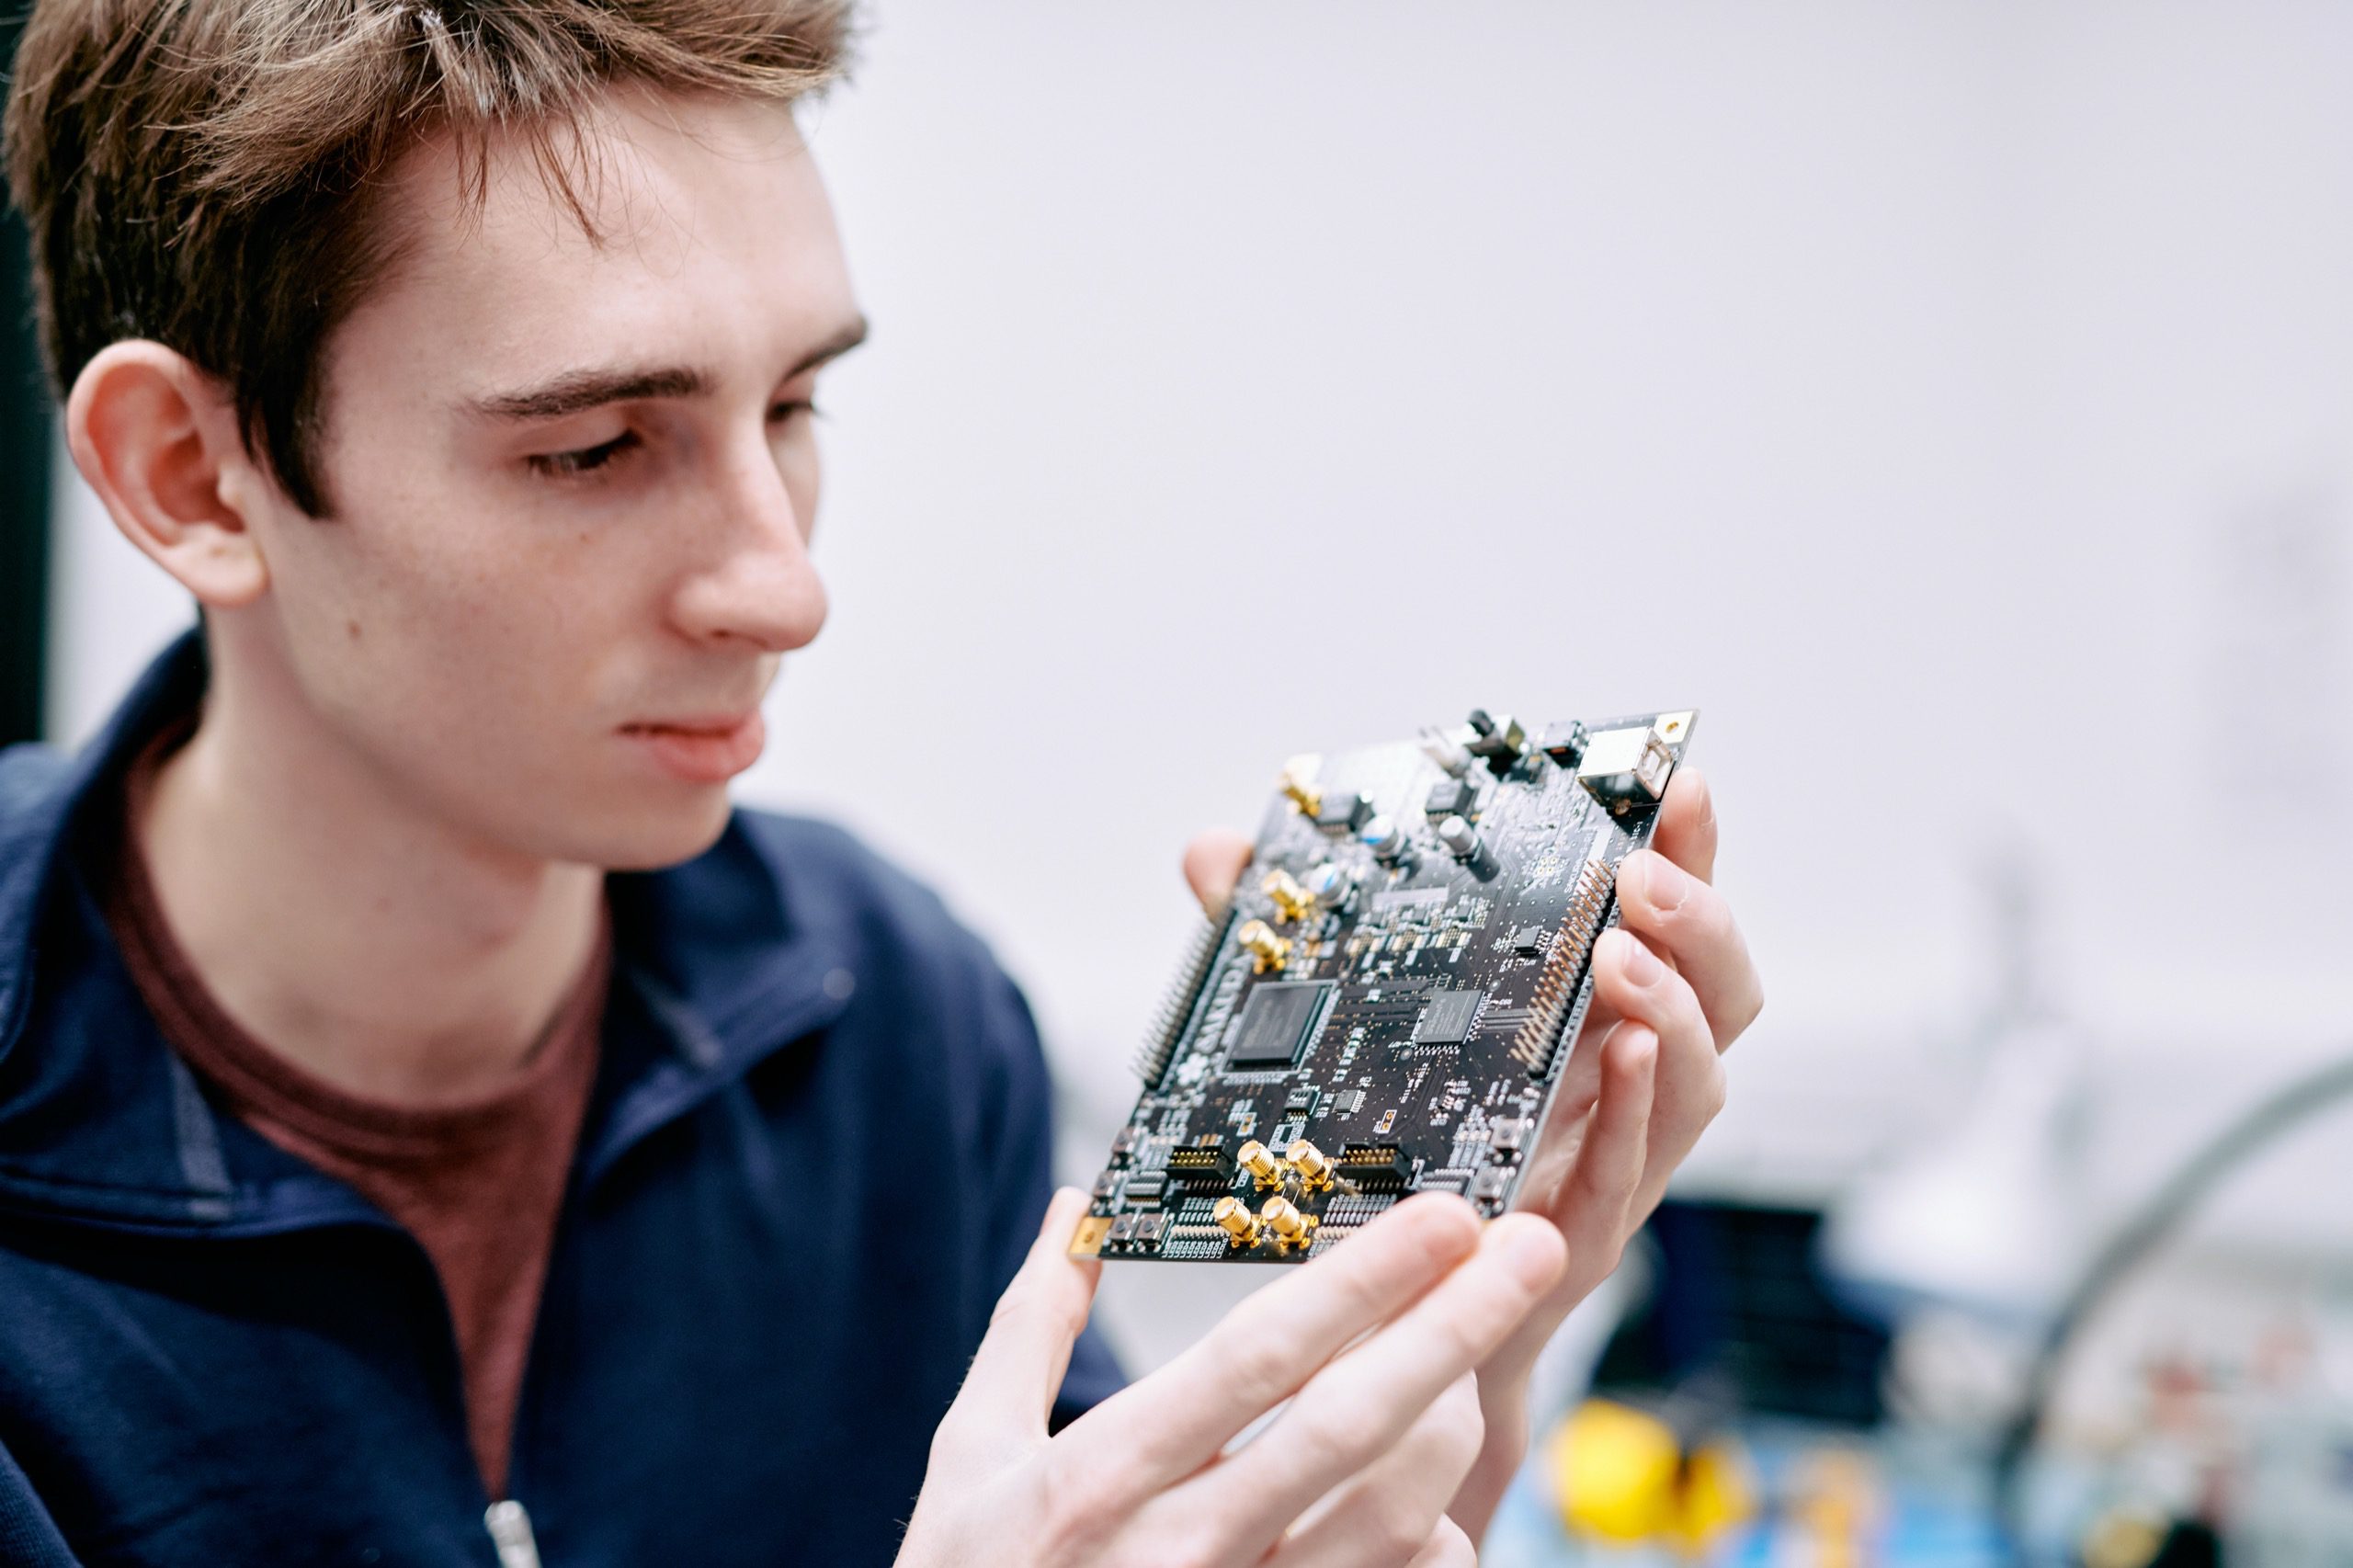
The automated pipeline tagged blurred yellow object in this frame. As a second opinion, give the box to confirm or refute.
[1549,1398,1755,1555]
[2080,1507,2166,1568]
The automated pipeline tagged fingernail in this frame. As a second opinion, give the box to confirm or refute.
[1636,853,1689,914]
[1614,929,1665,986]
[1501,1221,1563,1290]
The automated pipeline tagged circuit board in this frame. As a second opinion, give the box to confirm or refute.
[1073,709,1696,1264]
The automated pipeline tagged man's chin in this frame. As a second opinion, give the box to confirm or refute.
[567,790,738,873]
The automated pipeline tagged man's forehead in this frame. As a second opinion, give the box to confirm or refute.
[359,89,850,388]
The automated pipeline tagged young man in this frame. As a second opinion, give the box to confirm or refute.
[0,3,1760,1564]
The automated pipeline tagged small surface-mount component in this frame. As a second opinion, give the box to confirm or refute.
[1236,919,1292,974]
[1227,979,1333,1069]
[1413,989,1487,1047]
[1166,1145,1237,1187]
[1576,724,1676,811]
[1084,705,1699,1264]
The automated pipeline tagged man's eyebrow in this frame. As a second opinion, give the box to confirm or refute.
[464,315,869,424]
[467,365,712,424]
[788,314,870,381]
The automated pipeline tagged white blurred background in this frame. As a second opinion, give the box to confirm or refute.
[46,0,2353,1513]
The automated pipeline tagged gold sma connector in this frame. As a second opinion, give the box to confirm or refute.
[1212,1195,1264,1248]
[1286,1139,1336,1191]
[1237,1140,1286,1189]
[1236,919,1292,974]
[1278,756,1324,818]
[1259,1196,1316,1251]
[1262,869,1315,924]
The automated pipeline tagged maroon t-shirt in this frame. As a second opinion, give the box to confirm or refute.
[99,727,606,1498]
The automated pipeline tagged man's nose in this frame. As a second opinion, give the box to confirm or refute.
[665,445,829,653]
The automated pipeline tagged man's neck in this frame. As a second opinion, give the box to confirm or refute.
[138,668,605,1108]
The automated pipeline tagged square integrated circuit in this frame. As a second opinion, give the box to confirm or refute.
[1072,708,1697,1264]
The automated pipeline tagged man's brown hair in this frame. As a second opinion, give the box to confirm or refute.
[3,0,851,516]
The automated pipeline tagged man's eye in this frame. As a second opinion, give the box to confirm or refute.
[770,398,821,424]
[527,431,641,479]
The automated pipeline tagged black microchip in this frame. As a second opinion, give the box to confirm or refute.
[1412,988,1485,1046]
[1313,790,1371,833]
[1511,926,1544,958]
[1228,981,1333,1069]
[1424,778,1472,818]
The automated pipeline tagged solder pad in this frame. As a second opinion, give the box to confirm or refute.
[1078,709,1696,1264]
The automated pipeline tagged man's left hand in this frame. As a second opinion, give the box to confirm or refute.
[1179,766,1762,1543]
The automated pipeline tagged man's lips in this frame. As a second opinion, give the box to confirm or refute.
[620,710,767,785]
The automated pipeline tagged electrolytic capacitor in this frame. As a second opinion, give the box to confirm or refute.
[1359,814,1411,864]
[1302,861,1355,913]
[1436,814,1499,881]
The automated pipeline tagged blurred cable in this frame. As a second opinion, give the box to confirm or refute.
[1992,1048,2353,1558]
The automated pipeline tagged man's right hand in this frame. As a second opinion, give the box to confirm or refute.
[896,1187,1567,1568]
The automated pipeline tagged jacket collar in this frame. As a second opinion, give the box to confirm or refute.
[0,630,850,1229]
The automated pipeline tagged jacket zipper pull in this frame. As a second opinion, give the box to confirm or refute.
[485,1500,543,1568]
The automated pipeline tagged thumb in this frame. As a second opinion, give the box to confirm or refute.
[944,1187,1103,1449]
[1182,829,1256,918]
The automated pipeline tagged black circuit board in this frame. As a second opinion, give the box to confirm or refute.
[1073,709,1696,1265]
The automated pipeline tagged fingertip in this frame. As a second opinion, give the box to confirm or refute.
[1657,767,1719,882]
[1039,1186,1090,1241]
[1181,829,1256,917]
[1488,1212,1568,1292]
[1389,1190,1484,1259]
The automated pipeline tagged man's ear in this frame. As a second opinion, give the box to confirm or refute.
[65,342,274,609]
